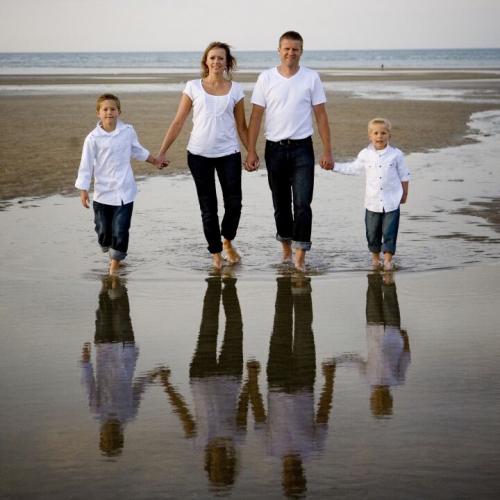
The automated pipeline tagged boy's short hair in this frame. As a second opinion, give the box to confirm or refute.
[279,30,303,48]
[368,117,392,132]
[96,93,121,112]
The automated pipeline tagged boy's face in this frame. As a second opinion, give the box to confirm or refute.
[97,99,120,131]
[368,123,390,150]
[278,38,303,69]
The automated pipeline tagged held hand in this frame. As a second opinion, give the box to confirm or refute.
[245,151,260,172]
[80,190,90,208]
[319,152,334,170]
[156,153,170,170]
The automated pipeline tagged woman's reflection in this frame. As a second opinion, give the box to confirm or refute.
[80,276,153,456]
[265,277,336,498]
[362,272,411,417]
[156,277,259,493]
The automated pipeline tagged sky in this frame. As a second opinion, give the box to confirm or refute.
[1,0,500,52]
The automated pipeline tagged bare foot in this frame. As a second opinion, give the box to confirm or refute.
[109,259,120,275]
[371,253,381,269]
[212,252,223,270]
[294,248,306,272]
[223,240,241,264]
[383,253,393,271]
[282,241,292,263]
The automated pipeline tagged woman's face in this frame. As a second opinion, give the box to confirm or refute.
[205,47,227,75]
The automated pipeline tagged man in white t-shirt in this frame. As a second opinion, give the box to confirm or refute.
[245,31,334,271]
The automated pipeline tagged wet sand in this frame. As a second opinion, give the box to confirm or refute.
[1,72,500,499]
[1,71,500,201]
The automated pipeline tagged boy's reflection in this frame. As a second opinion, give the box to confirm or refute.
[265,277,336,498]
[157,277,251,493]
[80,276,152,456]
[363,273,411,417]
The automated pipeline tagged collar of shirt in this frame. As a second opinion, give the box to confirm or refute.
[368,143,391,156]
[93,119,127,137]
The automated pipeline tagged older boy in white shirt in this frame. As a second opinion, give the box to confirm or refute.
[334,118,410,270]
[75,94,157,274]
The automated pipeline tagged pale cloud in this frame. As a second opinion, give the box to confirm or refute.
[1,0,499,52]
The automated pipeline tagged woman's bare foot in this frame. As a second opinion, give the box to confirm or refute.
[212,252,223,270]
[223,240,241,264]
[282,241,292,263]
[109,259,120,275]
[294,249,306,272]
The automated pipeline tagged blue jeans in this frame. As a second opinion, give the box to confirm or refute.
[93,201,134,261]
[188,152,242,254]
[265,137,315,251]
[365,208,400,255]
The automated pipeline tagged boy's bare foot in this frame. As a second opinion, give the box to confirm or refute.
[212,252,223,270]
[282,241,292,263]
[222,240,241,264]
[109,259,120,275]
[294,249,306,272]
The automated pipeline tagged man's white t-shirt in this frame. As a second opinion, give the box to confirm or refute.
[251,66,326,142]
[183,79,244,158]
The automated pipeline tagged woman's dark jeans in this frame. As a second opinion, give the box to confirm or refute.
[93,200,134,261]
[264,137,315,251]
[187,151,242,254]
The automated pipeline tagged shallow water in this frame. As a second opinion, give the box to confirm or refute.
[1,111,500,498]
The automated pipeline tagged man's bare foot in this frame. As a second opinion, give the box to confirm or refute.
[294,248,306,272]
[109,259,120,275]
[282,241,292,263]
[223,240,241,264]
[383,253,393,271]
[371,253,381,269]
[212,252,223,270]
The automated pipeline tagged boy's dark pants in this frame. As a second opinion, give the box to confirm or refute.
[93,201,133,261]
[365,208,400,255]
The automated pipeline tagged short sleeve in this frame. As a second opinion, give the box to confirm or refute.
[232,81,245,104]
[311,72,326,106]
[251,73,267,108]
[183,80,195,101]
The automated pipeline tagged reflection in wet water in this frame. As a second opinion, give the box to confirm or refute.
[80,276,153,457]
[265,277,335,498]
[155,277,246,494]
[336,273,411,418]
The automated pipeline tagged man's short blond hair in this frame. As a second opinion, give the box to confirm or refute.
[368,117,392,132]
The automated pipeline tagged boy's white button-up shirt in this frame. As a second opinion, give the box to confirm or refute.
[75,120,150,206]
[334,144,410,213]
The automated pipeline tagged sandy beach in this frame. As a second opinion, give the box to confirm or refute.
[1,70,500,201]
[1,69,500,499]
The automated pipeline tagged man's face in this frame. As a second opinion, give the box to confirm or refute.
[278,38,303,68]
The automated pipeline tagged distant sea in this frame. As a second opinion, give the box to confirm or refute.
[1,48,500,74]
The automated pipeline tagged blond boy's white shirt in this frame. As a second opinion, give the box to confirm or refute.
[75,119,150,206]
[334,144,410,213]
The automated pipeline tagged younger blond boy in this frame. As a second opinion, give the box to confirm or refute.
[333,118,410,270]
[75,94,158,274]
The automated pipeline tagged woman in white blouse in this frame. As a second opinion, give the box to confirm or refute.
[157,42,248,269]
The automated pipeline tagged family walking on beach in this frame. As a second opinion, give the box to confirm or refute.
[75,31,410,275]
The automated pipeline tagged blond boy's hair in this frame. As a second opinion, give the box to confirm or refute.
[96,93,121,112]
[368,117,392,132]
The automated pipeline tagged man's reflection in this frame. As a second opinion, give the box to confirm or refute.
[266,277,336,498]
[156,277,252,493]
[364,273,411,417]
[80,276,152,456]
